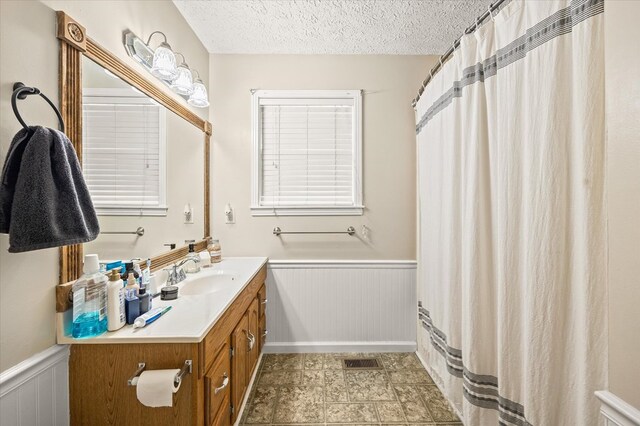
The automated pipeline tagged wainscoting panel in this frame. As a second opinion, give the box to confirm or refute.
[0,345,69,426]
[264,260,417,353]
[595,391,640,426]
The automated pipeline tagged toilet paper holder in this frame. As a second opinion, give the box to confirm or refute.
[127,360,192,387]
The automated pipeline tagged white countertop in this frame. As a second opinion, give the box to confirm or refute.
[56,257,268,344]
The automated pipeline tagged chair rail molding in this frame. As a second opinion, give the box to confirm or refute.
[0,345,70,426]
[595,391,640,426]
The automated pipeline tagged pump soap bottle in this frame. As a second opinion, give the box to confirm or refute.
[106,269,126,331]
[71,254,108,338]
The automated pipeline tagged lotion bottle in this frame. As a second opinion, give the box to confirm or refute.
[106,269,126,331]
[125,272,139,295]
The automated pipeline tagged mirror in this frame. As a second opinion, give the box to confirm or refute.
[80,57,205,260]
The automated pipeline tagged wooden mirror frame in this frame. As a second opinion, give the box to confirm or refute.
[56,11,211,284]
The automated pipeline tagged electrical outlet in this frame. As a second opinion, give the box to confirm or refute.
[184,204,194,224]
[225,203,235,224]
[362,225,371,241]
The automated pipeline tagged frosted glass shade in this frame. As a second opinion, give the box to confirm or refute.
[170,65,194,95]
[188,80,209,108]
[151,45,177,81]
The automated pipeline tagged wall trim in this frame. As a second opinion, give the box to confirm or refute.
[0,345,69,397]
[268,260,418,269]
[595,391,640,426]
[264,341,417,353]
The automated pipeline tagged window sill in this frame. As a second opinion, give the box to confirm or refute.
[96,206,168,217]
[251,206,364,217]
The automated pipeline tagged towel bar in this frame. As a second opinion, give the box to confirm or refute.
[102,227,145,236]
[273,226,355,236]
[127,360,192,387]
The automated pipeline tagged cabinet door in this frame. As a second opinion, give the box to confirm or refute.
[259,313,267,352]
[211,394,231,426]
[231,312,248,423]
[247,298,260,378]
[258,284,267,318]
[205,341,231,426]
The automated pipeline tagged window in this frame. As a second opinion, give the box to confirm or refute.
[82,88,167,216]
[251,90,363,216]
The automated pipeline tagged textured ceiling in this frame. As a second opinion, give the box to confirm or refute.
[173,0,490,55]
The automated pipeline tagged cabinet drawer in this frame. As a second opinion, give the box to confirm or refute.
[206,342,231,425]
[258,284,267,318]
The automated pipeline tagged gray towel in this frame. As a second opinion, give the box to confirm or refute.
[0,126,99,252]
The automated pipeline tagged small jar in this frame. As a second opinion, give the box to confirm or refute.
[208,238,222,263]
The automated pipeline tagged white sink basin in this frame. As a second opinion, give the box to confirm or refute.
[178,269,237,296]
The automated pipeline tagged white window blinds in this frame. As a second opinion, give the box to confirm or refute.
[252,91,363,216]
[82,90,167,215]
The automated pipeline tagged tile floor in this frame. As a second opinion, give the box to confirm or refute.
[239,353,462,425]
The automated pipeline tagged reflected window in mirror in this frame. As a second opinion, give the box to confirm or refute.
[82,60,167,216]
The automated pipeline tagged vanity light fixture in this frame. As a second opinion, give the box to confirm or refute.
[123,30,209,108]
[170,53,194,96]
[146,31,178,81]
[188,70,210,108]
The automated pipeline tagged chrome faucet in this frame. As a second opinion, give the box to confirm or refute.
[165,262,188,286]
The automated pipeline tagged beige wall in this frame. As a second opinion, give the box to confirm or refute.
[0,0,209,371]
[604,0,640,408]
[209,54,435,260]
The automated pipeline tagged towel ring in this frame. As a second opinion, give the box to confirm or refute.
[12,82,65,133]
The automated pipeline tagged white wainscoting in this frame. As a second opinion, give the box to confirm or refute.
[264,260,417,353]
[0,345,69,426]
[595,391,640,426]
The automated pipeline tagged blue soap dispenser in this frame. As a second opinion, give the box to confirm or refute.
[71,254,108,338]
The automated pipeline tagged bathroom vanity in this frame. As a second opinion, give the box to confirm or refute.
[58,257,268,425]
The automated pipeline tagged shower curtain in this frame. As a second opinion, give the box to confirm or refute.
[415,0,606,424]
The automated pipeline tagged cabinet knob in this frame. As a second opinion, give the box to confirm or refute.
[261,298,268,305]
[214,373,229,395]
[262,330,269,338]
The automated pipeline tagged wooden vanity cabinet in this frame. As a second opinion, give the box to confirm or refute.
[247,298,260,377]
[205,341,231,425]
[258,284,267,351]
[68,264,267,426]
[230,312,248,421]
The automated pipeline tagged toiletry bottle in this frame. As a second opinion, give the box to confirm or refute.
[124,289,140,325]
[121,262,139,282]
[71,254,108,338]
[184,243,201,273]
[106,269,126,331]
[142,258,151,286]
[133,261,143,286]
[138,284,151,315]
[125,272,140,295]
[209,239,222,263]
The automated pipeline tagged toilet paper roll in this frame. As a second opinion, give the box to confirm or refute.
[198,251,211,267]
[135,369,181,407]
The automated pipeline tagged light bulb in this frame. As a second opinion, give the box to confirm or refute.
[188,79,209,108]
[170,64,194,95]
[151,43,177,81]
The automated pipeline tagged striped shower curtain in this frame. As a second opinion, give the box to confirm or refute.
[415,0,606,424]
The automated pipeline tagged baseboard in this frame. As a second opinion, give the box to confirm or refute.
[263,341,417,353]
[595,391,640,426]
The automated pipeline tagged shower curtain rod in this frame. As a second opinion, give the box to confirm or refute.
[411,0,509,108]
